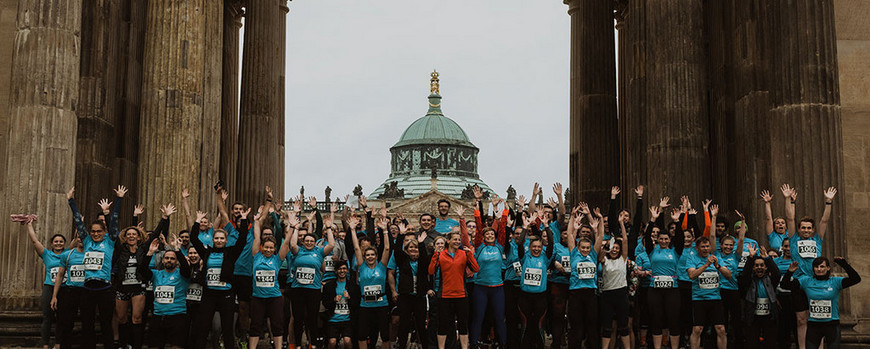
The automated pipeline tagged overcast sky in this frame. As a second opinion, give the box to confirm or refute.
[278,0,571,201]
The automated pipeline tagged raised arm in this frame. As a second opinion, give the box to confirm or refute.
[216,188,230,228]
[710,205,719,251]
[322,219,336,256]
[835,257,861,289]
[760,190,774,234]
[781,184,797,237]
[190,211,209,256]
[529,183,540,216]
[138,239,160,282]
[818,187,837,239]
[67,187,88,240]
[566,207,578,252]
[608,186,621,234]
[554,183,566,224]
[252,214,263,257]
[735,210,746,255]
[108,185,126,240]
[380,223,391,267]
[349,216,364,267]
[620,216,628,259]
[22,220,46,256]
[278,212,299,261]
[592,207,605,256]
[181,188,196,228]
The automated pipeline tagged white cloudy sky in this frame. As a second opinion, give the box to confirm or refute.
[276,0,571,200]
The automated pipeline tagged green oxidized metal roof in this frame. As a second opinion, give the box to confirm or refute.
[393,94,476,148]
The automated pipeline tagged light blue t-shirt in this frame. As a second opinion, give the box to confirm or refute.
[228,222,254,277]
[569,248,598,290]
[151,268,190,316]
[434,218,460,234]
[205,252,231,291]
[689,253,722,301]
[768,231,789,252]
[678,245,697,282]
[292,246,326,289]
[797,275,844,322]
[474,244,505,286]
[520,253,552,294]
[198,228,215,247]
[503,240,522,282]
[82,237,114,283]
[648,246,679,288]
[61,250,86,288]
[736,238,760,275]
[716,250,739,290]
[330,280,351,323]
[41,249,67,286]
[790,234,823,277]
[550,242,571,285]
[635,251,651,288]
[252,253,282,298]
[357,263,388,308]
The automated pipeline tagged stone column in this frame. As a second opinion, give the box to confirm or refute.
[643,0,711,203]
[767,0,846,265]
[138,0,207,232]
[564,0,618,206]
[220,0,243,206]
[621,0,649,204]
[0,0,81,309]
[237,0,287,206]
[197,0,224,214]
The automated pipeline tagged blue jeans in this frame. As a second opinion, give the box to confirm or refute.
[470,284,506,345]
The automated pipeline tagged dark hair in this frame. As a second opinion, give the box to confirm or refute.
[812,256,830,269]
[232,202,246,209]
[695,236,710,245]
[51,234,66,243]
[179,230,189,236]
[437,199,451,208]
[799,216,816,228]
[717,218,730,228]
[89,220,107,232]
[262,235,277,245]
[335,260,348,269]
[420,213,435,221]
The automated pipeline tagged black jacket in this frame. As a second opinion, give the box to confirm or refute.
[190,219,249,285]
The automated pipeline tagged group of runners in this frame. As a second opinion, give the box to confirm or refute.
[19,181,859,349]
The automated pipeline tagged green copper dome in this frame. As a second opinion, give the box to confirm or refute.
[393,94,475,148]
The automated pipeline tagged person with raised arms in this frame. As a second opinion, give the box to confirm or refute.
[738,244,782,349]
[566,203,604,349]
[138,232,190,349]
[643,199,686,349]
[516,209,555,349]
[289,194,334,349]
[687,205,728,349]
[350,211,391,349]
[16,214,66,349]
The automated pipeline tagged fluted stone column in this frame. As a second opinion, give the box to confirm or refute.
[643,0,711,203]
[768,0,846,264]
[565,0,618,206]
[197,0,224,213]
[220,0,243,205]
[237,0,287,206]
[138,0,207,232]
[0,0,81,309]
[621,0,649,202]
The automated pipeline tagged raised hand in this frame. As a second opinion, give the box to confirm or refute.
[701,199,711,211]
[149,238,161,254]
[589,216,600,230]
[377,217,388,230]
[66,187,75,200]
[160,203,177,217]
[734,209,745,222]
[241,207,252,220]
[834,256,846,264]
[398,221,407,234]
[546,198,557,209]
[533,182,541,196]
[578,202,590,216]
[634,185,644,197]
[593,207,603,218]
[788,261,799,273]
[553,183,563,196]
[359,195,367,208]
[670,208,681,222]
[181,188,190,200]
[824,187,838,203]
[516,195,527,209]
[330,202,338,214]
[747,244,757,257]
[133,204,145,217]
[285,212,300,228]
[454,205,466,218]
[253,205,264,222]
[292,197,302,212]
[780,184,794,199]
[114,185,128,198]
[98,198,111,212]
[265,186,274,201]
[308,196,317,210]
[681,196,692,211]
[220,189,229,202]
[710,204,719,217]
[759,190,772,203]
[348,216,360,230]
[649,206,662,220]
[472,185,483,200]
[611,186,621,198]
[659,196,671,208]
[195,211,208,223]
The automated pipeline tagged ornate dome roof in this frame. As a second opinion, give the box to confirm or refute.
[393,94,475,148]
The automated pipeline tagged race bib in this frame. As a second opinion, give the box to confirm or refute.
[83,252,105,270]
[154,286,175,304]
[324,258,335,272]
[122,267,139,285]
[335,300,350,315]
[524,268,543,287]
[797,240,818,259]
[363,285,383,302]
[206,268,226,287]
[809,299,832,320]
[512,261,522,276]
[739,250,750,268]
[560,256,570,270]
[69,265,85,283]
[575,262,597,279]
[187,284,203,301]
[255,270,276,288]
[49,267,60,282]
[698,271,719,289]
[296,267,316,285]
[412,275,418,292]
[653,275,675,288]
[145,281,153,291]
[755,297,770,316]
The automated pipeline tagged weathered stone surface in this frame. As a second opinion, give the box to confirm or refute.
[565,0,618,207]
[0,0,81,309]
[220,0,243,207]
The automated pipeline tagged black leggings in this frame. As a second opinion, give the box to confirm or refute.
[519,291,548,349]
[647,287,680,336]
[195,289,235,349]
[56,287,82,349]
[599,287,630,337]
[291,287,321,344]
[548,282,569,348]
[777,292,797,349]
[358,306,390,343]
[567,288,599,348]
[678,280,693,337]
[397,294,428,349]
[744,316,778,349]
[806,321,840,349]
[251,296,285,337]
[438,297,469,335]
[80,285,114,349]
[504,282,522,349]
[722,288,743,347]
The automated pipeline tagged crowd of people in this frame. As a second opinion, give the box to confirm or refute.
[17,181,860,349]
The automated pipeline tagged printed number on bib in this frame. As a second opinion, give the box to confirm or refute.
[698,271,719,289]
[69,265,85,283]
[187,284,203,301]
[324,259,335,272]
[363,285,383,303]
[296,267,316,285]
[575,262,596,279]
[335,300,350,315]
[206,268,226,287]
[797,240,818,259]
[653,275,675,288]
[809,299,832,320]
[122,267,139,285]
[755,298,770,316]
[83,252,105,271]
[512,261,522,276]
[49,267,60,282]
[560,256,570,270]
[524,268,543,287]
[256,270,276,288]
[154,286,175,304]
[739,250,750,269]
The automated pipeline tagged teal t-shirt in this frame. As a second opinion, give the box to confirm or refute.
[252,253,282,298]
